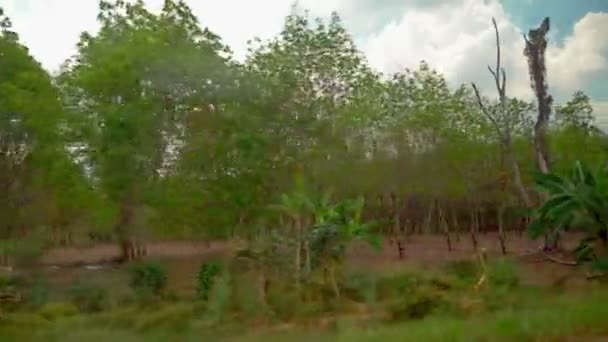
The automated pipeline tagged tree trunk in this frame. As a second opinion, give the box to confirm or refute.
[329,263,340,299]
[438,203,452,252]
[497,205,507,255]
[525,17,552,174]
[470,208,479,251]
[507,147,533,208]
[424,200,435,234]
[451,206,461,243]
[294,216,302,295]
[115,198,136,262]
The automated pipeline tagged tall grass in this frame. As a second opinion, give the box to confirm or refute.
[2,289,608,341]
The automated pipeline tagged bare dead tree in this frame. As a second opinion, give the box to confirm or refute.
[524,17,552,174]
[471,18,532,208]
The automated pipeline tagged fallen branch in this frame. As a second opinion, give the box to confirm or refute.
[585,271,606,280]
[543,253,577,266]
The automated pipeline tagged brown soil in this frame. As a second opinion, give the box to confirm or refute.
[36,232,590,296]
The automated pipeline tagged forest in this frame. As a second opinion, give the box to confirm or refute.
[1,1,608,341]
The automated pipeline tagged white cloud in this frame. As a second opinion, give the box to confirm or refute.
[593,100,608,129]
[547,13,608,97]
[358,0,608,105]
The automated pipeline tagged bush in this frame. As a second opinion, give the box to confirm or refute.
[129,261,167,298]
[443,259,478,281]
[197,261,223,301]
[39,302,79,320]
[341,272,377,304]
[69,280,110,313]
[133,304,195,331]
[0,312,49,328]
[24,274,50,309]
[386,287,444,321]
[205,272,232,322]
[375,272,423,300]
[487,258,520,289]
[265,281,301,322]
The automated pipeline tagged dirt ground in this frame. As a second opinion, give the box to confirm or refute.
[34,231,592,296]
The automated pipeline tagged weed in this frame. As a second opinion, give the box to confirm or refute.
[39,302,79,320]
[129,262,167,300]
[69,280,110,313]
[196,261,222,301]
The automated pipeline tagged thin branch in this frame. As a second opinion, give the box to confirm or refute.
[489,17,505,98]
[492,17,500,75]
[471,82,501,132]
[487,65,498,80]
[500,68,506,94]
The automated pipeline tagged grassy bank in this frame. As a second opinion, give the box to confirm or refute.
[2,284,607,341]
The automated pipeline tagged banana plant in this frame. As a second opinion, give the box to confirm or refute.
[308,195,381,298]
[529,160,608,269]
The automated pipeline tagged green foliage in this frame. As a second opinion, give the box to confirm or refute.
[387,290,444,321]
[196,261,223,301]
[307,194,381,266]
[39,302,79,320]
[128,262,168,299]
[205,272,232,322]
[487,258,520,289]
[132,304,195,332]
[530,160,608,269]
[69,280,111,313]
[341,272,377,305]
[443,259,479,281]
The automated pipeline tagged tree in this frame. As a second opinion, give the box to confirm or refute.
[1,8,66,237]
[60,0,232,260]
[524,17,553,174]
[472,18,534,208]
[554,91,595,132]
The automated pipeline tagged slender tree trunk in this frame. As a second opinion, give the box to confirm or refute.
[438,202,452,252]
[497,205,507,255]
[304,215,311,278]
[451,206,461,243]
[329,263,340,299]
[424,200,435,234]
[115,198,136,262]
[294,216,302,295]
[470,207,479,251]
[507,147,533,208]
[479,207,486,235]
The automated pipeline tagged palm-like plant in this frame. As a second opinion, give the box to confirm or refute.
[529,160,608,269]
[308,195,381,297]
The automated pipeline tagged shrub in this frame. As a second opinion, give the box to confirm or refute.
[375,272,423,301]
[0,312,49,328]
[128,261,167,298]
[0,273,23,312]
[39,302,79,320]
[24,274,50,309]
[529,160,608,269]
[443,259,478,281]
[487,258,520,289]
[341,272,377,304]
[205,272,232,322]
[133,304,195,331]
[386,287,444,321]
[69,280,110,313]
[265,282,300,321]
[197,261,223,301]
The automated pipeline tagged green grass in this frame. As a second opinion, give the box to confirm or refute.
[1,289,608,341]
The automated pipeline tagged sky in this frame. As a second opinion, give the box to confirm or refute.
[1,0,607,125]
